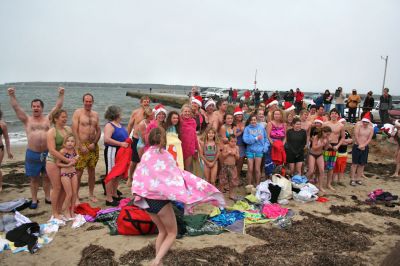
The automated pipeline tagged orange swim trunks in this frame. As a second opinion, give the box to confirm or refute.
[333,154,347,174]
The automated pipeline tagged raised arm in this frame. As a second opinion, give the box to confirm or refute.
[8,88,28,124]
[48,87,65,118]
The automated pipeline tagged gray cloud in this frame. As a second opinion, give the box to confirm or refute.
[0,0,399,94]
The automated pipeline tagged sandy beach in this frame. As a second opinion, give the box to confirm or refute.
[1,137,400,266]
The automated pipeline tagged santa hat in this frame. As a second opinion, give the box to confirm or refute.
[267,100,278,108]
[233,106,243,116]
[395,119,400,127]
[314,117,324,124]
[204,99,216,109]
[339,118,346,123]
[282,101,295,112]
[361,112,371,123]
[153,104,167,118]
[191,96,202,107]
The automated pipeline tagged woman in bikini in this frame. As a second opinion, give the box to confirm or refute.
[131,127,224,266]
[46,109,76,224]
[306,126,332,192]
[0,108,13,192]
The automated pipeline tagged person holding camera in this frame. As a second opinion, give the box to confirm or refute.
[334,87,345,118]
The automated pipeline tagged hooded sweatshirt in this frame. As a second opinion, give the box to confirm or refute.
[243,123,269,154]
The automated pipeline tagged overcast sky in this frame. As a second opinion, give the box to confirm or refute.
[0,0,398,94]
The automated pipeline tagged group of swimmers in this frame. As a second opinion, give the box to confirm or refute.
[0,86,399,265]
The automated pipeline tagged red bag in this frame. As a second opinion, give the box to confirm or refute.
[117,205,157,235]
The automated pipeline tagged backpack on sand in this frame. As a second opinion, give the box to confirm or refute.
[117,205,157,235]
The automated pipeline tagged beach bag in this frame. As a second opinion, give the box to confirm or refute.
[271,174,292,200]
[117,205,157,235]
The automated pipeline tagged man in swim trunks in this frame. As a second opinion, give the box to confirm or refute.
[350,114,373,186]
[126,96,150,186]
[72,93,101,203]
[323,108,345,191]
[8,87,64,209]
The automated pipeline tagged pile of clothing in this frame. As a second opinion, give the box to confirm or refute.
[367,189,399,207]
[0,211,57,254]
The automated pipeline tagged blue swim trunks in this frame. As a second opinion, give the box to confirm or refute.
[25,149,48,177]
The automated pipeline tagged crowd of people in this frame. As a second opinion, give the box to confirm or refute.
[0,86,397,265]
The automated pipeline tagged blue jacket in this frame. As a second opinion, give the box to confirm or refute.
[243,123,269,154]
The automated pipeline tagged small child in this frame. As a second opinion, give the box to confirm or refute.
[333,118,352,185]
[306,126,332,193]
[200,127,220,186]
[219,135,240,200]
[57,134,79,220]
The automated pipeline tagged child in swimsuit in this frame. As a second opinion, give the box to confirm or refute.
[219,135,240,200]
[57,134,79,220]
[200,127,220,185]
[306,126,332,193]
[219,113,235,145]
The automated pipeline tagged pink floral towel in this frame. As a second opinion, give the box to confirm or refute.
[131,146,225,213]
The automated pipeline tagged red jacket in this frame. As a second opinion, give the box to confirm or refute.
[244,90,251,99]
[271,140,286,166]
[295,91,304,103]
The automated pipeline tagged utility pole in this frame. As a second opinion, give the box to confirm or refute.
[381,56,388,94]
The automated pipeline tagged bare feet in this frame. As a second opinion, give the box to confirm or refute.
[90,195,98,203]
[126,178,132,187]
[391,174,399,177]
[327,185,336,191]
[318,187,326,193]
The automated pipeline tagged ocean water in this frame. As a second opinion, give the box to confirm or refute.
[0,85,183,144]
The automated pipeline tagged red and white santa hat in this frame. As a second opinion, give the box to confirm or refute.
[361,112,371,123]
[282,101,295,112]
[233,106,243,116]
[191,95,203,107]
[267,100,278,108]
[314,116,324,124]
[153,104,167,118]
[204,99,216,109]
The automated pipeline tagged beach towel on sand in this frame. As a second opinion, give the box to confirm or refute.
[131,146,225,213]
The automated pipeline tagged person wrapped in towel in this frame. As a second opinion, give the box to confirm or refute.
[131,127,225,266]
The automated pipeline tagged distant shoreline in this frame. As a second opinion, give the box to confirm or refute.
[1,82,397,97]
